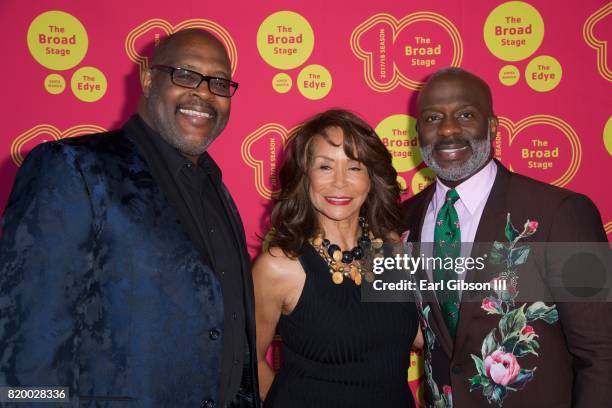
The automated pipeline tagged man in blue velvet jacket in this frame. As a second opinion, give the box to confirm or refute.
[0,29,259,407]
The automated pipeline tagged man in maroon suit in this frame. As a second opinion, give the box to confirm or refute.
[401,67,611,407]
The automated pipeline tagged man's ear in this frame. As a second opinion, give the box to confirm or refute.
[488,116,498,137]
[141,67,153,98]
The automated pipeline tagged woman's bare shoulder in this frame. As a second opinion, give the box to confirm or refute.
[253,247,304,284]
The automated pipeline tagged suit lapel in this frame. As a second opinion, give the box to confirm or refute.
[403,186,432,244]
[215,179,260,393]
[215,183,252,281]
[473,161,511,244]
[214,181,258,348]
[455,161,512,353]
[406,185,455,358]
[463,161,511,284]
[214,183,246,253]
[426,290,456,358]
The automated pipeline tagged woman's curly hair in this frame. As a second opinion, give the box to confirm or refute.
[267,109,402,257]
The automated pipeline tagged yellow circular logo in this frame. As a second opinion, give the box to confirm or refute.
[483,1,544,62]
[411,167,437,194]
[297,65,332,100]
[71,66,107,102]
[272,73,293,93]
[257,11,315,69]
[497,115,580,187]
[44,73,66,94]
[499,64,520,86]
[375,114,421,172]
[525,55,562,92]
[27,11,88,70]
[604,116,612,156]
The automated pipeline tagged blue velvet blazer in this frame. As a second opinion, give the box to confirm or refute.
[0,118,259,407]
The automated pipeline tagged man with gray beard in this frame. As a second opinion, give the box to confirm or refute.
[401,68,610,407]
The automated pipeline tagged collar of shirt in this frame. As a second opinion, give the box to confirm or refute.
[134,115,223,183]
[431,159,497,216]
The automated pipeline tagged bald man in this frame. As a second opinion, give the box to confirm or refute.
[0,29,259,407]
[402,68,610,407]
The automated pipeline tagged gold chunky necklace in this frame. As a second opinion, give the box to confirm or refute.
[310,217,383,285]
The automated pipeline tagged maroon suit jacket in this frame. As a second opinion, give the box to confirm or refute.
[401,161,611,407]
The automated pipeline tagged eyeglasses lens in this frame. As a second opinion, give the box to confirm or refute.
[172,69,201,88]
[170,68,234,97]
[209,78,231,97]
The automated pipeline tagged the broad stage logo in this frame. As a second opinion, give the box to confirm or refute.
[351,12,462,91]
[495,115,581,187]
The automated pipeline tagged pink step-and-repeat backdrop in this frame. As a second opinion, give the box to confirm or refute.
[1,1,611,405]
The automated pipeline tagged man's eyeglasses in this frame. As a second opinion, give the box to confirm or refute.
[151,65,239,97]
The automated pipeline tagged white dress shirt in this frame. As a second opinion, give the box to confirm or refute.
[419,160,498,293]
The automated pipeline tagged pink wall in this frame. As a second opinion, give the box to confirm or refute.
[2,1,611,404]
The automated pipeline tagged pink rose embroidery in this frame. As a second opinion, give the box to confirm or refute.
[470,214,558,406]
[481,297,501,314]
[442,385,452,397]
[485,350,521,386]
[523,220,539,235]
[521,325,535,335]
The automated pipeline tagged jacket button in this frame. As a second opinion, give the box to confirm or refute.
[209,328,220,340]
[452,364,462,374]
[201,400,215,408]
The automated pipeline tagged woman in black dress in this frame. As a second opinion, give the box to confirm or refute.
[253,109,422,407]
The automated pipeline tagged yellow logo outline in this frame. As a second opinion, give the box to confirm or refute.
[11,124,106,166]
[350,12,463,91]
[583,3,612,82]
[498,115,581,187]
[241,124,294,199]
[125,19,238,76]
[604,221,612,236]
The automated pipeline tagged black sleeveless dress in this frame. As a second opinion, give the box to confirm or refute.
[264,244,418,408]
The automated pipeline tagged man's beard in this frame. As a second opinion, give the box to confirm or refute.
[420,130,492,182]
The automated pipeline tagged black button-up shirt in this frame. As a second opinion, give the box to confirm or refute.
[129,115,246,407]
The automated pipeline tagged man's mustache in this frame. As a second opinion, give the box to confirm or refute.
[433,138,471,149]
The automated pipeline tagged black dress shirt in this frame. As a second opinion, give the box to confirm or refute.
[129,115,246,407]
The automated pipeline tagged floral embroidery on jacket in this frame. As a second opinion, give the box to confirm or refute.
[469,214,558,406]
[413,263,453,408]
[419,304,454,408]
